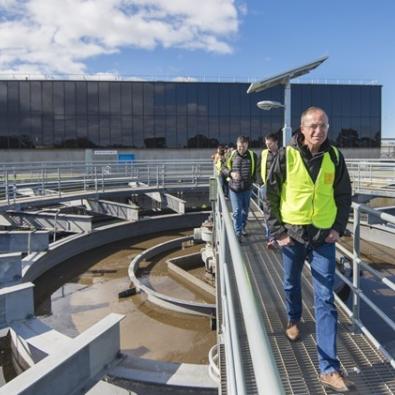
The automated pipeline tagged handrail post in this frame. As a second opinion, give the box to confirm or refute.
[5,170,9,204]
[41,167,45,195]
[352,205,361,333]
[94,166,98,193]
[162,164,165,187]
[58,168,61,197]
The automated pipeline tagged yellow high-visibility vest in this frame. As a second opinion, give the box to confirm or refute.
[227,150,255,176]
[260,149,269,184]
[215,157,223,175]
[280,146,339,229]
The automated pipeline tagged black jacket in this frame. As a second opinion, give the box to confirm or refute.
[222,150,257,192]
[265,132,352,247]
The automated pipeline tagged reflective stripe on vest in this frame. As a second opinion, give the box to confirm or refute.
[227,149,255,176]
[280,146,337,229]
[260,149,269,183]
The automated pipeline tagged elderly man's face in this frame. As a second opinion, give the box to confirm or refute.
[301,110,329,149]
[237,141,248,155]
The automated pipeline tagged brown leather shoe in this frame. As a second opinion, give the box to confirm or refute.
[285,321,300,341]
[320,371,353,392]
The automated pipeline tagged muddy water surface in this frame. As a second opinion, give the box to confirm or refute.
[36,230,216,364]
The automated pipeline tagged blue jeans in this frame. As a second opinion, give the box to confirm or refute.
[229,189,252,236]
[259,185,270,239]
[282,240,339,373]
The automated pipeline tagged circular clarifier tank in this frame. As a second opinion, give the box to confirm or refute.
[34,230,216,364]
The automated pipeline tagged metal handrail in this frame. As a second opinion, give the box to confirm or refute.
[0,161,213,204]
[213,177,285,395]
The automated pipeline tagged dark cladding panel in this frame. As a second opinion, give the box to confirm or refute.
[197,83,208,116]
[53,81,65,115]
[110,82,121,114]
[8,81,19,113]
[121,115,133,146]
[99,116,110,146]
[111,116,122,146]
[208,83,219,116]
[165,83,176,115]
[176,83,187,115]
[65,116,77,146]
[370,86,381,117]
[65,82,76,115]
[31,81,42,113]
[76,81,87,115]
[42,81,53,114]
[43,116,54,147]
[176,115,187,147]
[121,83,132,115]
[219,84,230,116]
[76,116,88,142]
[340,86,352,116]
[19,81,30,113]
[229,84,241,117]
[208,116,219,143]
[132,82,143,115]
[88,115,99,146]
[99,82,110,115]
[154,82,165,116]
[132,115,144,148]
[166,115,177,147]
[218,116,230,145]
[87,82,99,114]
[0,81,6,113]
[229,116,241,143]
[54,115,65,146]
[143,83,154,115]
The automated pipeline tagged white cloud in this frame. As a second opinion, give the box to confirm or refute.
[0,0,242,76]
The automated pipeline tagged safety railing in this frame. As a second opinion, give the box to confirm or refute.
[335,202,395,368]
[250,183,395,370]
[0,160,212,204]
[212,177,284,395]
[346,161,395,196]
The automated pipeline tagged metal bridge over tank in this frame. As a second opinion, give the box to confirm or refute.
[0,159,394,394]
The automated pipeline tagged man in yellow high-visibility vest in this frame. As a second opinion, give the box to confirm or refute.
[222,136,257,242]
[266,107,353,392]
[257,133,279,239]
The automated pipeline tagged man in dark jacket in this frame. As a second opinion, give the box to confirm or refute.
[257,132,279,239]
[266,107,353,392]
[222,135,257,241]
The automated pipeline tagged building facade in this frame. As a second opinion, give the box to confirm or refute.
[0,80,381,151]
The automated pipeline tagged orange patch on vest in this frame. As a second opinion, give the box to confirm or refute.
[324,172,335,184]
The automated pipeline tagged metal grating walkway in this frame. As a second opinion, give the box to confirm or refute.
[233,211,395,395]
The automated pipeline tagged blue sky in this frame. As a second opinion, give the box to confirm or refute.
[1,0,394,137]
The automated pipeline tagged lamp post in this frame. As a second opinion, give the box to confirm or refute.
[248,56,329,147]
[257,88,292,148]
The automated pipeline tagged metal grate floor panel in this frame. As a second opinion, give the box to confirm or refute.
[228,213,395,395]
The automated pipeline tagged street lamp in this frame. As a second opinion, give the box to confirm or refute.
[256,99,291,147]
[257,100,284,110]
[247,56,328,147]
